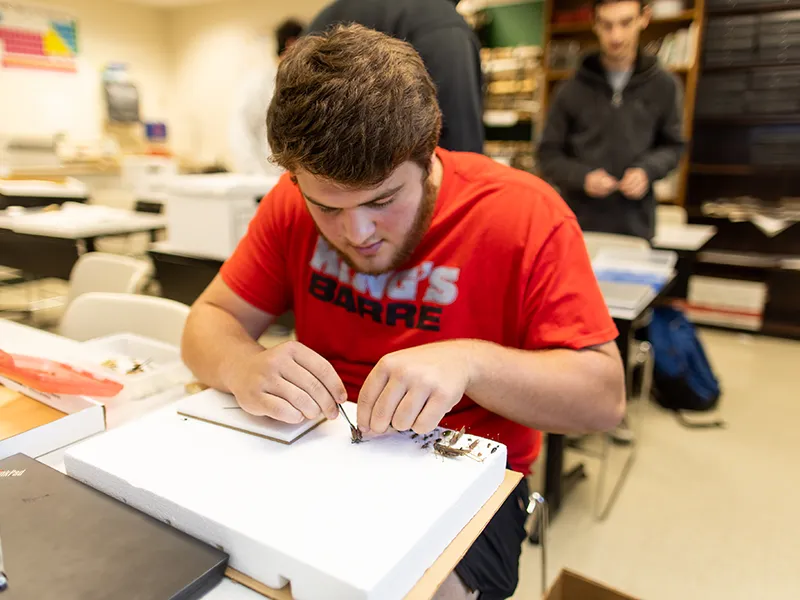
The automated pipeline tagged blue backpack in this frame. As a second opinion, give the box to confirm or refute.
[648,306,724,428]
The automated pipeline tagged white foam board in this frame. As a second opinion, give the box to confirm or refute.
[65,403,506,600]
[175,388,324,444]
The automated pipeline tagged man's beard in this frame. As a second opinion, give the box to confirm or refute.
[319,175,438,275]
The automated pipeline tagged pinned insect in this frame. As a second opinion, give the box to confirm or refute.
[338,404,363,444]
[432,428,483,461]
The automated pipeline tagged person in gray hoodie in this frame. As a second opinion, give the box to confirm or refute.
[538,0,685,240]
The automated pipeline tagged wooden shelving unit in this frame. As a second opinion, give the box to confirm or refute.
[546,63,691,80]
[685,1,800,339]
[695,114,800,125]
[706,0,800,15]
[549,9,696,33]
[703,59,800,72]
[691,163,800,175]
[540,0,707,206]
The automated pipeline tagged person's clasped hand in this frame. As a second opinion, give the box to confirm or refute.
[357,341,473,435]
[618,167,649,200]
[584,169,618,198]
[228,341,347,423]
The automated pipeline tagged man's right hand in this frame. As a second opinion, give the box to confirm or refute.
[584,169,618,198]
[227,341,347,423]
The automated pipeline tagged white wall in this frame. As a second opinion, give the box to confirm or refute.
[166,0,327,167]
[0,0,173,143]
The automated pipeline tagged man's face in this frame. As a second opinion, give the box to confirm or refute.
[295,159,436,275]
[593,1,650,64]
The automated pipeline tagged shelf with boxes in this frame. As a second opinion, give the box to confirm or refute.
[481,45,543,172]
[691,6,800,168]
[686,0,800,339]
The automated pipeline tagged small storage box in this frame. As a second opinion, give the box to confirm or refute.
[164,174,280,260]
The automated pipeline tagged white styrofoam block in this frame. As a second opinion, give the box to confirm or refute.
[175,389,325,444]
[65,402,506,600]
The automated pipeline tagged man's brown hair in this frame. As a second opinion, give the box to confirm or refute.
[267,24,442,187]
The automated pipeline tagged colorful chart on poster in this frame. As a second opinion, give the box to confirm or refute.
[0,2,78,72]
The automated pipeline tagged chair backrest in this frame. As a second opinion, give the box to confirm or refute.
[67,252,152,304]
[582,232,651,259]
[60,292,190,346]
[656,204,688,227]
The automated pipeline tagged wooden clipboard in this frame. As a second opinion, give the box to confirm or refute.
[225,469,524,599]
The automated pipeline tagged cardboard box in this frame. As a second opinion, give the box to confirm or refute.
[0,375,106,461]
[544,569,639,600]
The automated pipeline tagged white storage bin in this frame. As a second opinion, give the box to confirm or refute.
[164,174,280,260]
[686,276,766,331]
[122,155,178,201]
[79,333,192,402]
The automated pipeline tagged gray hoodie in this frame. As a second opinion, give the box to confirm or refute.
[537,51,685,240]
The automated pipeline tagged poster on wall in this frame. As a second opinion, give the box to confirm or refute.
[0,2,79,72]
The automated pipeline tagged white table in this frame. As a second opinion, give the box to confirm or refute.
[652,223,717,302]
[0,205,166,281]
[0,320,259,599]
[0,204,166,240]
[653,223,717,252]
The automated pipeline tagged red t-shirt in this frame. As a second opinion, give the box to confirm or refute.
[220,148,617,473]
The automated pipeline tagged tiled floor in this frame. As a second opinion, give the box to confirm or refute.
[514,328,800,599]
[3,282,798,600]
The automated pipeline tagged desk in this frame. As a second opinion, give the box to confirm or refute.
[149,242,224,305]
[543,274,676,521]
[0,207,165,279]
[653,223,717,300]
[6,321,518,600]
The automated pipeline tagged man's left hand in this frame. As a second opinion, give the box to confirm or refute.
[357,341,473,435]
[619,168,649,200]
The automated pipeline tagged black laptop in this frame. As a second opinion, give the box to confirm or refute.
[0,454,228,600]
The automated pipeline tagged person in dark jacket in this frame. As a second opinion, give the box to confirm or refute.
[538,0,685,240]
[306,0,484,154]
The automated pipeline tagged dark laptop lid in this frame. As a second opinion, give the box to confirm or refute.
[0,454,228,600]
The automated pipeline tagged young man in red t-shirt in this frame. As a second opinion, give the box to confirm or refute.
[182,24,624,600]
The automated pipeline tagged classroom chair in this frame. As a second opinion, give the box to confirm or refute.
[60,292,190,347]
[66,252,152,305]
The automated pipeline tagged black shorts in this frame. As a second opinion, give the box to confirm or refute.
[455,476,530,600]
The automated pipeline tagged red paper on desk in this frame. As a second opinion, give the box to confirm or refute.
[0,350,122,397]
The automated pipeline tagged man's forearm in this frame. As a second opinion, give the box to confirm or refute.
[181,303,265,392]
[462,340,625,433]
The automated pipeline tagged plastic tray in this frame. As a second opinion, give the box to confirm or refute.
[704,49,756,66]
[705,36,755,51]
[79,334,193,402]
[751,68,800,89]
[700,73,749,92]
[759,46,800,61]
[707,15,758,28]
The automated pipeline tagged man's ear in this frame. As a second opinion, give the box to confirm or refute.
[640,4,652,28]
